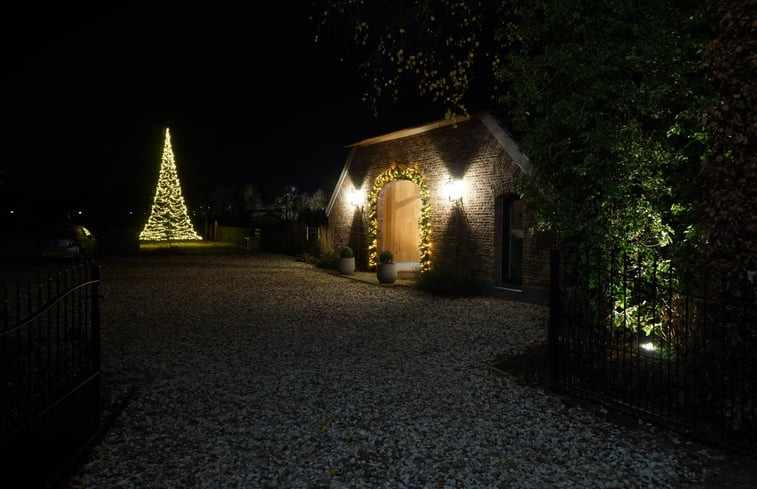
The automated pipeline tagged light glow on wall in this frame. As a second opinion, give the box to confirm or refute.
[140,128,202,241]
[367,165,431,271]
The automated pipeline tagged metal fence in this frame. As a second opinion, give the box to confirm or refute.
[548,250,756,451]
[1,261,101,489]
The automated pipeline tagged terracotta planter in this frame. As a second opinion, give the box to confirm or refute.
[338,257,355,274]
[377,263,397,283]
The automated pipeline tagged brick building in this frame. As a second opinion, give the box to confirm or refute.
[326,112,552,303]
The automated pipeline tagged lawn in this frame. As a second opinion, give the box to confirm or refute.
[138,240,250,255]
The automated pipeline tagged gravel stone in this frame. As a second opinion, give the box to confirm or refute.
[64,253,741,488]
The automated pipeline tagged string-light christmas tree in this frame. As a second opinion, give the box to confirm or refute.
[139,127,202,241]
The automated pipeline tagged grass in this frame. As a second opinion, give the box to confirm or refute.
[138,240,250,255]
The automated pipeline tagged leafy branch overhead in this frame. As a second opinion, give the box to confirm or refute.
[313,0,505,117]
[499,0,718,257]
[313,0,720,262]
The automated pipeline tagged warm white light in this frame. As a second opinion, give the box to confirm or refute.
[348,187,364,207]
[640,342,657,352]
[444,178,463,202]
[140,127,202,241]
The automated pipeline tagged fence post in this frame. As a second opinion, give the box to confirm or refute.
[548,249,561,391]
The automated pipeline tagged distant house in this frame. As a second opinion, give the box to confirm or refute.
[326,111,553,303]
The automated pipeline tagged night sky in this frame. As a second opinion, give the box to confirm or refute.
[1,3,443,229]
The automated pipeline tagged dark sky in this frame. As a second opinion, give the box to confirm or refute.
[1,2,443,226]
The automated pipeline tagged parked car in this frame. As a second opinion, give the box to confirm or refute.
[41,224,97,260]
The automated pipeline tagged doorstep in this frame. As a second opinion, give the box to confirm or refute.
[330,269,418,287]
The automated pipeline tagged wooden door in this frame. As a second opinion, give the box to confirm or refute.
[380,180,421,262]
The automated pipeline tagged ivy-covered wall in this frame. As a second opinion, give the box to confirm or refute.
[703,0,756,293]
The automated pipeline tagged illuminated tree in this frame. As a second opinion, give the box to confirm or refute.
[139,128,202,241]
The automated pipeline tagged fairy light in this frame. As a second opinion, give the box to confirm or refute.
[139,128,202,241]
[366,165,432,271]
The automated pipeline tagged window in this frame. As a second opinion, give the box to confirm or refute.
[502,197,523,285]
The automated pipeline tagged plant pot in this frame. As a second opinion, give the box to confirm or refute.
[377,263,397,283]
[338,257,355,274]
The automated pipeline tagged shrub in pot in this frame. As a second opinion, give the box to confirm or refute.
[377,250,397,284]
[337,246,355,274]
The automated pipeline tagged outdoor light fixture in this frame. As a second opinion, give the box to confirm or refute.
[639,340,662,359]
[444,177,463,203]
[348,187,364,208]
[640,342,657,352]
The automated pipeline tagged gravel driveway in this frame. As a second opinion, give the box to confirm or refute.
[63,253,736,488]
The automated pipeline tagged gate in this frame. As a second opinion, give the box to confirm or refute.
[549,250,756,450]
[1,261,101,489]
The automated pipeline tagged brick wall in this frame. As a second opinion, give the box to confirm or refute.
[328,115,553,298]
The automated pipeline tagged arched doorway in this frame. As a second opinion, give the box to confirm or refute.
[378,179,421,271]
[367,165,431,271]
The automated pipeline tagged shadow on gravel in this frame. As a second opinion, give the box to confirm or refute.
[490,342,548,389]
[490,344,757,489]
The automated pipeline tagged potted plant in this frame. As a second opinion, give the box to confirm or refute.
[377,250,397,284]
[337,245,355,274]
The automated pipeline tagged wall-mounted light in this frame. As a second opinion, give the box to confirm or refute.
[348,187,364,208]
[444,178,463,203]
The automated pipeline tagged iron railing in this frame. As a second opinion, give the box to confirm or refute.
[549,249,756,451]
[1,261,101,489]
